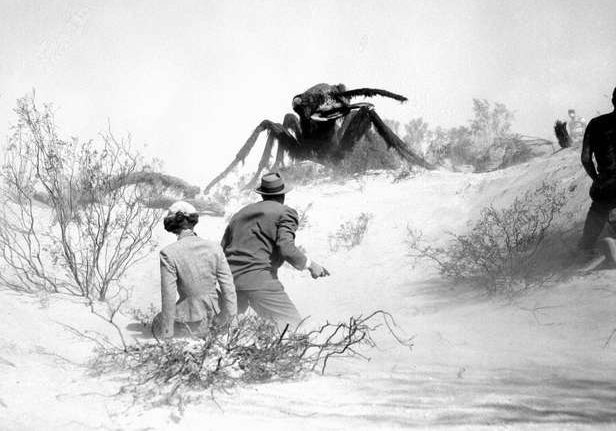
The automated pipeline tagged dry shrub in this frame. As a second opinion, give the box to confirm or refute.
[145,196,224,217]
[91,311,412,407]
[278,161,330,186]
[0,95,161,299]
[329,212,373,252]
[130,303,160,327]
[419,100,547,172]
[408,182,568,295]
[297,202,313,231]
[208,184,233,208]
[392,166,416,183]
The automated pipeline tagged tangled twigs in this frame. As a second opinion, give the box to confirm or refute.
[298,310,413,373]
[408,182,568,295]
[90,311,412,407]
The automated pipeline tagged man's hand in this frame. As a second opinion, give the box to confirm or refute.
[308,261,330,279]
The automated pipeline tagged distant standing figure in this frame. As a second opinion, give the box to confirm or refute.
[578,88,616,257]
[153,201,237,338]
[221,173,329,329]
[568,109,587,146]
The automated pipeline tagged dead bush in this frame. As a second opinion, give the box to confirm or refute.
[130,303,161,328]
[329,212,373,252]
[91,311,412,407]
[0,94,161,300]
[297,202,313,231]
[209,184,233,208]
[408,182,568,295]
[277,161,330,186]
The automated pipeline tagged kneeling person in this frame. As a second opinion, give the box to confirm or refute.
[221,173,329,329]
[153,201,237,338]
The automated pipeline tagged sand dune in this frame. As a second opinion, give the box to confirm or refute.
[2,148,616,430]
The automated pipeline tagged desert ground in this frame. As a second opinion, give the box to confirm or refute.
[1,147,616,430]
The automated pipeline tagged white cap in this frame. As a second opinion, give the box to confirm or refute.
[167,201,197,217]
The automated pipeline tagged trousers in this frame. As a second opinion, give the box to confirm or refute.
[151,312,210,339]
[236,280,302,330]
[579,199,616,250]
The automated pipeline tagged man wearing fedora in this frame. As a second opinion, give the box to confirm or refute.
[153,201,237,339]
[221,172,329,328]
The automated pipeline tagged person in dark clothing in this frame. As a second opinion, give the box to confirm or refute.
[221,172,329,328]
[579,87,616,256]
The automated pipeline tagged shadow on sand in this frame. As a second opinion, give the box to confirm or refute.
[321,370,616,427]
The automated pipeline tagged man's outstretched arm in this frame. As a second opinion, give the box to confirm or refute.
[276,207,308,270]
[277,207,330,278]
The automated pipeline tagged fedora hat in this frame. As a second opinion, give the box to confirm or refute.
[255,172,293,195]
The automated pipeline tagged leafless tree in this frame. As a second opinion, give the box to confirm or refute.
[0,94,161,300]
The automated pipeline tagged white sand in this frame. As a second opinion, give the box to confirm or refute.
[1,148,615,430]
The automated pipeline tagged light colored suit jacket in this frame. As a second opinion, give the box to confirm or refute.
[159,230,237,337]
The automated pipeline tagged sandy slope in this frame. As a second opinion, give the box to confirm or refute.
[1,147,616,430]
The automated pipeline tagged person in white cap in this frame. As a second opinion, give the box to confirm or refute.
[567,109,587,146]
[221,172,329,329]
[153,201,237,338]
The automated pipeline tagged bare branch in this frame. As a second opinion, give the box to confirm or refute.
[91,311,413,408]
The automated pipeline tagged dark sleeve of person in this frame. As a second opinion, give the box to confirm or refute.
[276,206,308,270]
[220,224,231,251]
[581,119,598,181]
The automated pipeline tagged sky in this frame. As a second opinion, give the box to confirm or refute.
[1,0,615,186]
